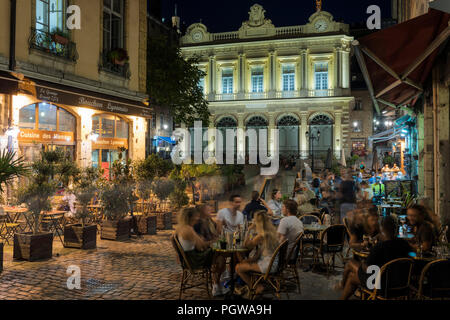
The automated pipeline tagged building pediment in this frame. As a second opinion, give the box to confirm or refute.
[238,4,276,39]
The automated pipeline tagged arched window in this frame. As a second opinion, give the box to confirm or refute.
[92,114,129,139]
[277,115,299,126]
[309,114,334,125]
[246,116,268,127]
[19,103,75,132]
[216,116,237,128]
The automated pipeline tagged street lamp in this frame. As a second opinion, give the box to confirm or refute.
[306,130,320,172]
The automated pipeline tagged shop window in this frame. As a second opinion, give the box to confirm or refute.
[116,118,128,139]
[19,103,74,132]
[93,114,129,139]
[19,105,36,129]
[58,107,76,132]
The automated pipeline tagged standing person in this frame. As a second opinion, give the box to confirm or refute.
[371,176,385,205]
[267,189,284,224]
[62,188,77,219]
[235,211,280,296]
[242,191,271,221]
[278,200,304,252]
[339,179,357,224]
[216,195,245,234]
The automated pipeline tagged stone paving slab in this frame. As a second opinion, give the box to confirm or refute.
[0,231,341,300]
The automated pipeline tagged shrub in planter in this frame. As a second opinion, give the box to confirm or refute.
[152,178,174,230]
[64,168,100,249]
[100,183,132,241]
[107,48,129,66]
[14,150,79,261]
[135,180,157,235]
[50,27,70,45]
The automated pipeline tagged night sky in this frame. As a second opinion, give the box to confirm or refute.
[161,0,392,33]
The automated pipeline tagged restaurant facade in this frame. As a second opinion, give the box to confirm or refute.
[0,0,150,178]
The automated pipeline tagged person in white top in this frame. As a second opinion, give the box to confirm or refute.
[277,199,304,253]
[267,189,284,224]
[216,195,244,234]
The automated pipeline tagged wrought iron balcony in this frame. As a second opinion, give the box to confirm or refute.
[99,51,131,79]
[28,28,78,61]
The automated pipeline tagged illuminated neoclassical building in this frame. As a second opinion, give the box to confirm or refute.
[180,4,354,160]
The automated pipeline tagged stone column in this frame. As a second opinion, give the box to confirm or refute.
[268,51,276,98]
[236,113,246,163]
[208,55,216,100]
[334,111,342,159]
[237,53,246,99]
[300,112,309,159]
[268,113,276,156]
[300,49,308,97]
[341,45,350,90]
[208,115,215,159]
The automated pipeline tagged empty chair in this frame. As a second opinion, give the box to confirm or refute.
[417,259,450,300]
[299,214,321,225]
[317,225,347,275]
[361,258,414,300]
[284,233,304,293]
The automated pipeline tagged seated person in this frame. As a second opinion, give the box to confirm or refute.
[242,191,272,221]
[348,208,380,251]
[194,204,218,242]
[340,216,412,300]
[267,189,284,222]
[216,195,245,233]
[277,200,304,253]
[175,207,214,270]
[176,207,226,297]
[296,194,316,215]
[407,204,437,253]
[359,181,374,202]
[236,211,280,296]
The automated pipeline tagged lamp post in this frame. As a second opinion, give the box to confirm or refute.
[306,130,320,172]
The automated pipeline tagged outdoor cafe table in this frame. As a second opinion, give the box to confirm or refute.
[41,210,67,245]
[379,204,403,216]
[213,244,249,296]
[2,207,31,232]
[303,224,328,270]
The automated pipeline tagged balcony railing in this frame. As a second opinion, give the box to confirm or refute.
[207,89,350,101]
[99,51,131,79]
[29,28,78,61]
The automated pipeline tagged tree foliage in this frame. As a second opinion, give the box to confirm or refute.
[147,35,210,127]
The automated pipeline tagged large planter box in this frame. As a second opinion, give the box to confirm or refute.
[13,232,53,262]
[136,215,157,235]
[101,218,131,241]
[156,212,172,230]
[0,242,3,273]
[64,224,97,249]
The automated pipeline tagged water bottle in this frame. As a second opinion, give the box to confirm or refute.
[399,226,404,237]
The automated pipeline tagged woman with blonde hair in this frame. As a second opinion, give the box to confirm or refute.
[235,210,280,295]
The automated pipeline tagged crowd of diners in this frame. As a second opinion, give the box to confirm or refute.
[174,167,442,299]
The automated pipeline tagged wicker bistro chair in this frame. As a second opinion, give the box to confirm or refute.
[0,210,20,245]
[361,258,414,300]
[300,215,322,262]
[284,233,304,293]
[248,240,290,300]
[170,234,212,300]
[342,217,352,258]
[316,225,347,275]
[415,259,450,300]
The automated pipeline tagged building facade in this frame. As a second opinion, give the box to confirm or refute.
[180,5,354,161]
[0,0,149,178]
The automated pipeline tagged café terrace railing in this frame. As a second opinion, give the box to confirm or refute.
[28,28,78,61]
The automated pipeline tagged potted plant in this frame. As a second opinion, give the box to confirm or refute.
[100,183,132,241]
[152,178,174,230]
[107,48,129,66]
[51,27,70,45]
[14,150,78,261]
[64,167,101,249]
[135,179,157,235]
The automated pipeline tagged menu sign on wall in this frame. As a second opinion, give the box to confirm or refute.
[18,129,75,144]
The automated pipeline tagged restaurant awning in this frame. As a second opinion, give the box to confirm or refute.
[353,9,450,114]
[155,136,176,145]
[0,70,152,118]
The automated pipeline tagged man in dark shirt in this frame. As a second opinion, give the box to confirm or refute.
[407,204,436,252]
[242,191,271,221]
[341,216,412,300]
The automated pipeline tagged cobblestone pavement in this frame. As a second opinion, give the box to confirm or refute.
[0,231,342,300]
